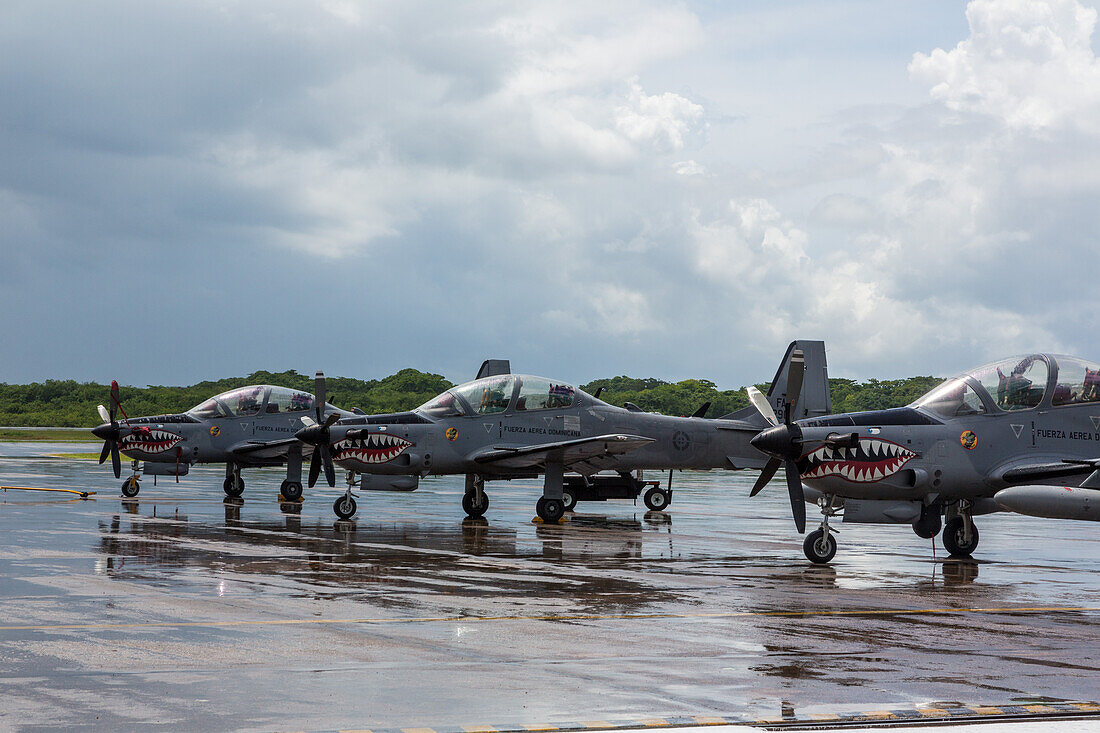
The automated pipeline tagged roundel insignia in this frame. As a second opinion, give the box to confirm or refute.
[445,427,458,442]
[209,425,220,437]
[960,430,977,450]
[672,430,690,451]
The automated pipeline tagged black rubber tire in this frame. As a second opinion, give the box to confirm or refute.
[333,495,357,520]
[942,517,979,556]
[562,488,578,511]
[536,497,565,523]
[803,529,838,564]
[643,487,670,511]
[121,477,140,498]
[912,511,942,539]
[280,481,303,502]
[223,476,244,498]
[461,491,489,518]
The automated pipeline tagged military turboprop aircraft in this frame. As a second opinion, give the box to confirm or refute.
[295,342,832,521]
[746,352,1100,563]
[91,379,352,499]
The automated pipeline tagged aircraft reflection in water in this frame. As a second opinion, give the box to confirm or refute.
[90,379,352,500]
[297,342,830,523]
[748,352,1100,563]
[95,507,680,610]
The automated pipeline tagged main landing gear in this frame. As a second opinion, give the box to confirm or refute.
[536,462,567,523]
[803,494,841,564]
[942,500,979,557]
[463,474,490,518]
[280,447,305,502]
[223,462,244,498]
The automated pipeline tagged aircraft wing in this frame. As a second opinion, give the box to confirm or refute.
[999,458,1100,484]
[471,434,654,473]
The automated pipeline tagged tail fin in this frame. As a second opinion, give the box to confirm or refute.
[721,340,831,421]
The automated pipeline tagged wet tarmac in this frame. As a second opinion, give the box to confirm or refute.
[1,444,1098,731]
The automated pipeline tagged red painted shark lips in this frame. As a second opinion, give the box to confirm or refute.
[800,437,917,483]
[332,433,412,464]
[118,429,183,456]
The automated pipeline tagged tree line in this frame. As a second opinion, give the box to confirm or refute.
[0,369,943,427]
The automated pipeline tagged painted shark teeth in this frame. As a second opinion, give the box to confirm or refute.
[118,429,183,455]
[332,433,414,464]
[798,437,917,483]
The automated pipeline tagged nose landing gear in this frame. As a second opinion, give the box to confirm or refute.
[121,461,141,497]
[803,494,841,564]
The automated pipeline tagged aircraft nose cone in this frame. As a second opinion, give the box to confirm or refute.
[91,423,114,440]
[750,424,797,458]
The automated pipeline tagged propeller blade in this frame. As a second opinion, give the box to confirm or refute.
[97,404,110,423]
[784,459,806,533]
[784,349,805,423]
[308,451,322,488]
[111,443,121,479]
[314,371,326,423]
[109,380,120,420]
[747,385,779,427]
[321,443,336,488]
[750,457,781,497]
[98,440,111,465]
[323,411,340,428]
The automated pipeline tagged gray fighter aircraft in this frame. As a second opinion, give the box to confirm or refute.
[295,342,832,521]
[91,379,352,499]
[746,352,1100,563]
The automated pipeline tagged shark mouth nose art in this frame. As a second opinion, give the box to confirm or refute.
[118,429,183,455]
[332,434,413,464]
[799,437,917,483]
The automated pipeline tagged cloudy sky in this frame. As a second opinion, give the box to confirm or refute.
[3,0,1099,388]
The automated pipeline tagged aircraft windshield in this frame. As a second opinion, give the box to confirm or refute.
[452,375,515,415]
[911,378,986,418]
[188,397,227,420]
[418,390,465,417]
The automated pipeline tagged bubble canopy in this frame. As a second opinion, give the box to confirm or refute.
[910,354,1100,418]
[187,386,335,419]
[417,375,578,417]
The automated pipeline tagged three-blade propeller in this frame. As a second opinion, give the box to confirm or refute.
[296,372,339,488]
[747,350,808,533]
[92,381,125,478]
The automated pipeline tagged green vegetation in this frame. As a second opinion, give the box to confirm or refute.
[0,369,943,430]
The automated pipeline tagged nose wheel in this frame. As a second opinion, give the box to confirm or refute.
[803,494,841,564]
[121,476,140,498]
[333,493,357,520]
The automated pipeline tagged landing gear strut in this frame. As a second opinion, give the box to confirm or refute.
[121,462,141,498]
[223,462,244,498]
[463,474,489,518]
[536,462,566,522]
[803,494,840,564]
[942,500,979,556]
[280,447,304,501]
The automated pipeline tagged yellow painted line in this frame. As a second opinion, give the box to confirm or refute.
[631,719,669,727]
[463,726,497,732]
[2,485,96,497]
[918,708,949,717]
[402,728,438,733]
[859,711,896,720]
[690,716,727,725]
[522,725,559,732]
[339,729,374,733]
[1,604,1097,633]
[970,707,1004,715]
[1074,703,1100,712]
[1023,704,1058,714]
[580,722,612,729]
[807,713,842,721]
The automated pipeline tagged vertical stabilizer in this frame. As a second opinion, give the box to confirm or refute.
[766,340,830,420]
